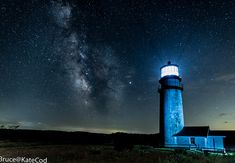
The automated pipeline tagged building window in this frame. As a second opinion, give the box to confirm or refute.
[190,137,195,144]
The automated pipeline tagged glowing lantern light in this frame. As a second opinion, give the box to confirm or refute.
[160,62,179,78]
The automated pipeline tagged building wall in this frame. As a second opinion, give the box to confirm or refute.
[176,136,206,148]
[176,136,225,150]
[207,136,225,150]
[176,136,190,148]
[162,86,184,147]
[195,137,207,148]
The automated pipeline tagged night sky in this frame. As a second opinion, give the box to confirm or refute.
[1,0,235,133]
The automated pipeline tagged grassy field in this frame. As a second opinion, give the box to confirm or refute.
[0,143,234,163]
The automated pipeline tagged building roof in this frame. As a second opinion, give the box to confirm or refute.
[173,126,209,137]
[209,130,235,137]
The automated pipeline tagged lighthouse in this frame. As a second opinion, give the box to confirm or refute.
[158,61,184,147]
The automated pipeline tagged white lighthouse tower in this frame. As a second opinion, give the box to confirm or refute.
[158,61,184,147]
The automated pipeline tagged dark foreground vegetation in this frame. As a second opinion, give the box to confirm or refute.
[0,144,235,163]
[0,129,234,162]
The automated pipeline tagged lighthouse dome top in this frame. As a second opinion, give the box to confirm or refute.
[160,61,179,78]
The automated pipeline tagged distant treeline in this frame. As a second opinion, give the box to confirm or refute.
[0,129,234,151]
[0,129,160,150]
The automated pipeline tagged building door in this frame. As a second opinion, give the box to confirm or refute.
[190,137,196,148]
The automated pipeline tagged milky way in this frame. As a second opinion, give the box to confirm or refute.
[50,1,124,114]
